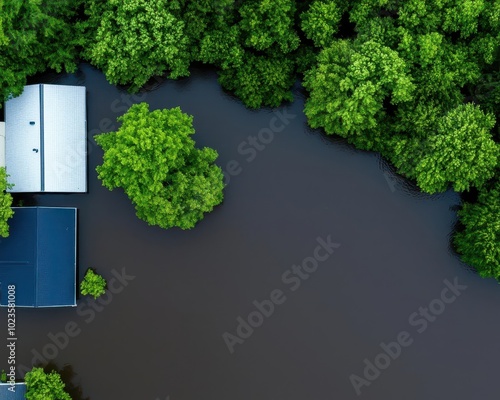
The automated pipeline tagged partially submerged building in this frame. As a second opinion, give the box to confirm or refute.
[0,382,27,400]
[4,84,87,192]
[0,121,5,168]
[0,207,77,308]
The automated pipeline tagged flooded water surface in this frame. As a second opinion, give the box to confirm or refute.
[1,63,500,400]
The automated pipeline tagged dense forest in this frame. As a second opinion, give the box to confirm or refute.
[0,0,499,279]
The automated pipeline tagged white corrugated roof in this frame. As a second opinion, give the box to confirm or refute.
[0,122,5,168]
[5,84,87,193]
[43,85,87,192]
[5,85,42,192]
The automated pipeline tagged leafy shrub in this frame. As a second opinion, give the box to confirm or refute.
[80,269,107,299]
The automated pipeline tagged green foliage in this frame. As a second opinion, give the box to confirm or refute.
[468,70,500,133]
[239,0,300,53]
[0,0,81,104]
[218,52,296,108]
[294,44,318,75]
[392,104,498,193]
[0,167,13,238]
[300,0,346,48]
[397,30,482,106]
[195,0,302,108]
[173,0,239,60]
[303,0,500,206]
[199,25,244,69]
[413,104,498,193]
[79,0,303,108]
[83,0,190,91]
[303,39,415,150]
[95,103,224,230]
[455,181,500,279]
[80,269,107,299]
[25,367,71,400]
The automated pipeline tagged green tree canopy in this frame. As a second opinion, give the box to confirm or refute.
[0,0,81,104]
[199,25,244,70]
[25,367,71,400]
[300,0,347,48]
[218,52,296,108]
[392,103,498,193]
[414,104,498,193]
[196,0,301,108]
[455,180,500,279]
[95,103,224,230]
[0,167,13,238]
[171,0,239,60]
[303,0,500,199]
[303,39,415,150]
[80,268,107,299]
[83,0,190,91]
[239,0,300,53]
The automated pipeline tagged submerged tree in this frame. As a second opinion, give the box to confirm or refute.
[302,0,500,199]
[303,39,415,150]
[391,103,499,194]
[0,167,13,238]
[196,0,301,108]
[413,104,498,193]
[25,367,71,400]
[218,52,296,108]
[455,181,500,279]
[95,103,224,230]
[80,269,107,299]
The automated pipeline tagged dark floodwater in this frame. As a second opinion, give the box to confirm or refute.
[2,63,500,400]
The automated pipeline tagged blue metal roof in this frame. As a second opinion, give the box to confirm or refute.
[0,383,27,399]
[0,207,77,307]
